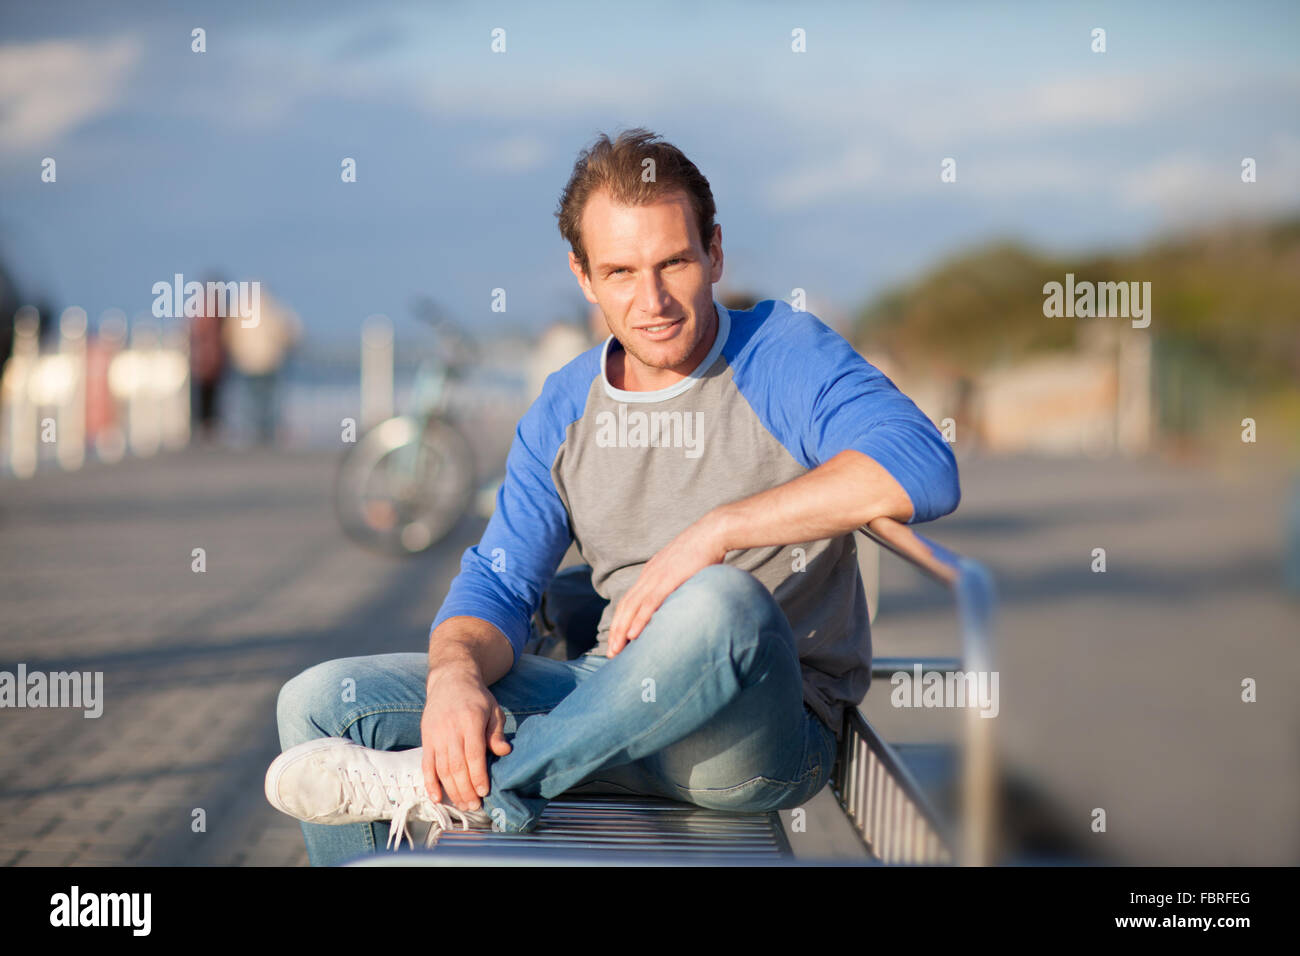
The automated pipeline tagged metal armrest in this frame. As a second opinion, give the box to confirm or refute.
[851,516,999,866]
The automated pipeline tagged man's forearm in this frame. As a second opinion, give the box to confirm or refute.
[712,449,914,552]
[427,616,514,688]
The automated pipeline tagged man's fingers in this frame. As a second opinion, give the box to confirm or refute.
[421,727,442,802]
[437,739,464,809]
[433,740,453,804]
[610,574,649,645]
[435,750,461,808]
[608,600,627,648]
[447,730,479,809]
[612,591,645,647]
[610,591,648,655]
[466,726,490,801]
[619,588,671,648]
[422,753,441,802]
[489,705,511,756]
[628,608,649,641]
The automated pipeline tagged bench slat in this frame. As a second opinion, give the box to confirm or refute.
[427,794,791,858]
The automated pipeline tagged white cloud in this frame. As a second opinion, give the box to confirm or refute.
[473,134,548,173]
[1118,137,1300,221]
[1119,153,1224,207]
[755,71,1220,153]
[957,154,1104,197]
[761,144,884,210]
[0,37,140,151]
[756,70,1300,216]
[752,72,1182,209]
[759,142,1107,210]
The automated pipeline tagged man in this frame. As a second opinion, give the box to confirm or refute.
[190,274,228,442]
[222,285,301,445]
[266,128,960,864]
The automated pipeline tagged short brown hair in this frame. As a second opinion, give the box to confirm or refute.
[555,127,717,278]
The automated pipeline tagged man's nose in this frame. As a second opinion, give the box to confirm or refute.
[634,270,671,316]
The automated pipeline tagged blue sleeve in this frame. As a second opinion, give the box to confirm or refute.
[430,363,591,662]
[728,302,960,524]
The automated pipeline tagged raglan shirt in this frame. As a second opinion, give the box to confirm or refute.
[432,299,960,739]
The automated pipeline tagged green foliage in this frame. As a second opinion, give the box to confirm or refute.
[854,218,1300,390]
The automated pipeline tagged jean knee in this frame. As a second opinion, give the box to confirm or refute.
[673,564,777,626]
[659,564,790,661]
[680,563,768,603]
[276,659,349,749]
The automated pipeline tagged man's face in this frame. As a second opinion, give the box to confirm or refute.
[569,187,723,386]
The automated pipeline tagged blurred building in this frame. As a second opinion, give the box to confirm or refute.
[528,320,592,402]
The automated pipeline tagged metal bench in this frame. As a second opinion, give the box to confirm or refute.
[354,515,997,866]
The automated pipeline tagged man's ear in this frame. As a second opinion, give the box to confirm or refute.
[707,224,724,283]
[569,252,598,304]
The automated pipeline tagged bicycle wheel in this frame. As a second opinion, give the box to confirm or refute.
[335,415,476,555]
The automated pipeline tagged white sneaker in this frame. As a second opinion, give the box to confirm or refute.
[265,737,493,850]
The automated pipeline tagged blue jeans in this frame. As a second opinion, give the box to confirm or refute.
[275,564,838,866]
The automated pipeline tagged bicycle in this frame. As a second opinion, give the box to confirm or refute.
[334,299,479,556]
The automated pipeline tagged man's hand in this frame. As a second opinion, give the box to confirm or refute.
[607,511,730,658]
[420,663,512,811]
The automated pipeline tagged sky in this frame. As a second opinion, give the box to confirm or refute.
[1,0,1297,346]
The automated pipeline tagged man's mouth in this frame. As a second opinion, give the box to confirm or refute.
[636,318,684,340]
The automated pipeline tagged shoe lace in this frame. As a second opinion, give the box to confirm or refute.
[336,766,478,851]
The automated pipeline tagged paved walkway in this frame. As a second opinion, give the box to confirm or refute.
[0,445,477,865]
[0,444,1294,864]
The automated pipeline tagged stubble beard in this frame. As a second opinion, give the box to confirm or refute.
[619,333,697,373]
